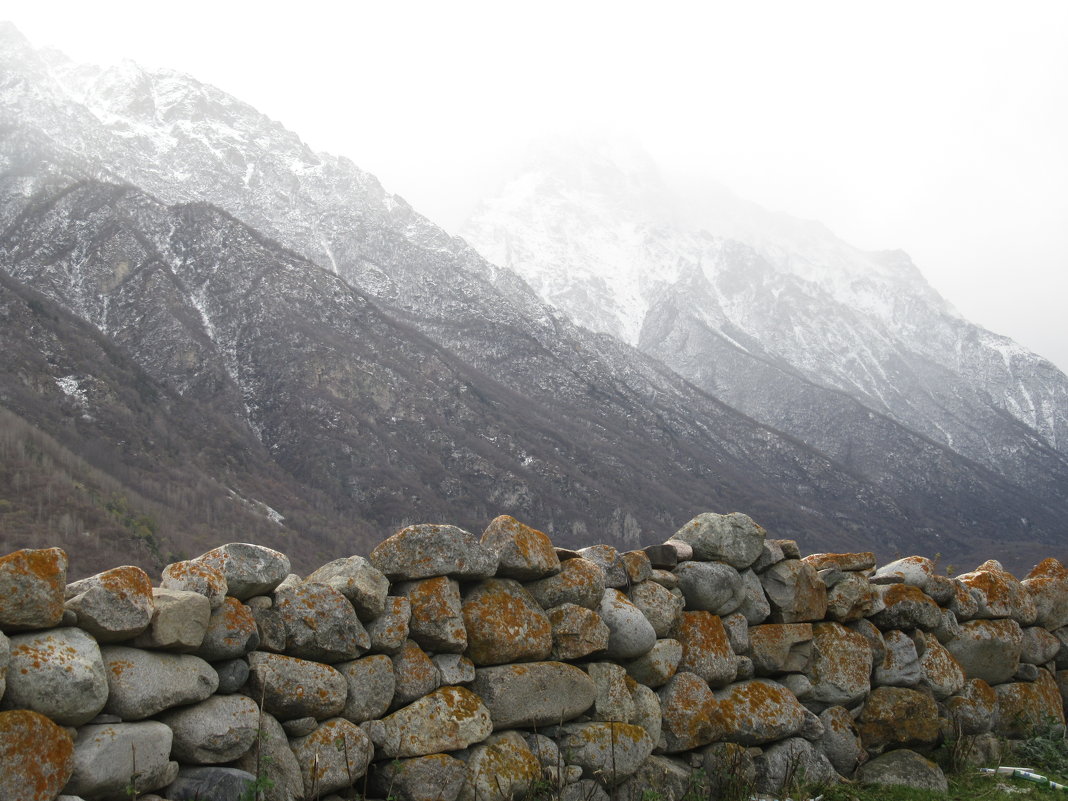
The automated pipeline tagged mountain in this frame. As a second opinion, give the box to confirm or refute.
[1,23,1065,574]
[460,138,1068,527]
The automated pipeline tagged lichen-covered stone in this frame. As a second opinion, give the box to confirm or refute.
[625,638,682,687]
[959,560,1037,624]
[599,588,656,659]
[0,547,67,631]
[1021,624,1062,665]
[657,671,723,752]
[470,661,596,729]
[194,543,291,600]
[825,573,877,622]
[673,561,743,616]
[587,662,636,722]
[457,730,541,801]
[0,709,74,801]
[858,686,941,751]
[462,578,552,665]
[306,555,389,620]
[818,706,864,776]
[754,737,837,795]
[391,639,441,708]
[158,694,260,764]
[803,552,876,572]
[918,632,965,700]
[525,557,606,610]
[197,597,260,660]
[1024,558,1068,631]
[946,678,998,735]
[627,580,684,637]
[378,686,494,758]
[366,595,411,653]
[370,524,498,581]
[396,576,467,653]
[945,618,1023,684]
[274,579,368,662]
[246,652,347,720]
[747,623,813,675]
[336,654,395,723]
[101,645,218,719]
[130,587,211,651]
[1,627,108,726]
[868,583,941,631]
[161,559,228,609]
[856,749,947,792]
[578,545,628,588]
[736,568,772,624]
[760,560,827,623]
[713,679,806,745]
[556,722,655,786]
[675,610,736,687]
[370,754,467,801]
[805,622,872,711]
[433,653,475,684]
[994,669,1066,737]
[288,717,373,797]
[547,602,610,660]
[480,515,560,580]
[872,629,921,688]
[873,556,936,592]
[65,565,154,642]
[670,512,766,569]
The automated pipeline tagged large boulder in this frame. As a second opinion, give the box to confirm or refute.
[197,597,260,660]
[599,589,656,659]
[470,661,596,729]
[873,556,936,592]
[0,709,75,801]
[65,565,154,642]
[391,639,441,708]
[158,694,260,764]
[760,560,827,623]
[194,543,291,599]
[669,512,766,569]
[714,679,806,745]
[289,717,373,797]
[1,627,108,726]
[918,632,965,700]
[370,524,498,581]
[657,671,723,752]
[753,737,837,795]
[65,721,175,800]
[856,749,947,792]
[395,576,467,653]
[625,638,682,687]
[1021,625,1062,665]
[675,611,736,687]
[306,555,389,620]
[462,578,552,665]
[946,678,998,735]
[369,754,467,801]
[958,560,1037,624]
[246,652,347,720]
[804,622,872,711]
[547,603,610,660]
[872,629,921,688]
[0,547,67,630]
[587,662,636,722]
[674,561,744,616]
[161,559,228,609]
[945,618,1023,684]
[857,686,941,751]
[480,515,560,580]
[747,623,813,675]
[101,645,218,719]
[337,654,395,723]
[457,730,541,801]
[1024,558,1068,631]
[377,686,494,758]
[273,579,368,661]
[627,581,684,637]
[868,584,941,631]
[130,587,211,651]
[818,706,865,776]
[525,557,606,610]
[556,722,655,787]
[994,670,1066,738]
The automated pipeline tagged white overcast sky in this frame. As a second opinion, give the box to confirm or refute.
[5,0,1068,370]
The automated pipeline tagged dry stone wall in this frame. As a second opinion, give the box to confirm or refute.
[2,511,1068,801]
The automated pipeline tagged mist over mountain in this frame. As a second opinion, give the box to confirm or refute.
[1,23,1065,575]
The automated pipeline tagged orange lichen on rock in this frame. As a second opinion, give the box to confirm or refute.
[0,709,75,801]
[0,548,68,630]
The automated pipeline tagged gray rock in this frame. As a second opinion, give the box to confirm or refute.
[369,754,467,801]
[675,610,737,687]
[369,524,498,580]
[547,602,611,660]
[456,730,541,801]
[1,627,108,726]
[643,545,679,570]
[395,576,467,653]
[958,560,1037,624]
[760,559,828,623]
[818,706,864,776]
[737,568,772,624]
[366,595,411,653]
[869,583,942,630]
[165,767,256,801]
[337,654,395,723]
[578,545,628,588]
[1023,559,1068,631]
[587,662,636,723]
[433,653,475,685]
[100,645,218,719]
[306,555,389,620]
[825,573,877,622]
[625,638,682,687]
[856,749,947,792]
[670,512,766,569]
[1022,625,1061,665]
[557,722,655,786]
[932,607,963,644]
[481,515,561,580]
[754,737,838,795]
[194,543,291,600]
[66,722,175,800]
[281,717,318,737]
[873,556,935,592]
[391,639,441,708]
[246,596,287,653]
[599,588,656,659]
[747,623,813,675]
[713,679,807,745]
[274,579,368,662]
[751,539,785,573]
[130,588,211,651]
[945,618,1023,684]
[721,612,750,654]
[247,652,348,720]
[627,580,684,637]
[462,578,552,665]
[289,717,374,797]
[65,566,154,642]
[630,681,662,746]
[674,561,743,616]
[615,755,693,801]
[804,622,872,711]
[214,658,250,694]
[158,694,260,764]
[946,677,998,735]
[560,780,610,801]
[658,672,722,752]
[378,686,493,758]
[161,559,228,609]
[0,632,7,699]
[872,629,922,687]
[471,661,596,729]
[0,547,68,630]
[197,597,260,660]
[648,568,679,589]
[525,557,606,610]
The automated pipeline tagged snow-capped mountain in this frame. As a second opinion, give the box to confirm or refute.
[2,22,1066,572]
[460,139,1068,492]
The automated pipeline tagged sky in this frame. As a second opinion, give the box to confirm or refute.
[4,0,1067,370]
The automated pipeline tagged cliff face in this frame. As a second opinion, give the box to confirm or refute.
[1,513,1065,800]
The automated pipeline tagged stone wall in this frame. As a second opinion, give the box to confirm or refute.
[2,511,1067,801]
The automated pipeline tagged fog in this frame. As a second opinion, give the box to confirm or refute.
[6,0,1067,370]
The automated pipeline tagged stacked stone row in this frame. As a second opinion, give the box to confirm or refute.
[2,512,1068,801]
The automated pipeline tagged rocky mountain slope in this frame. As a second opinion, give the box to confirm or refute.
[1,23,1065,572]
[461,139,1068,521]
